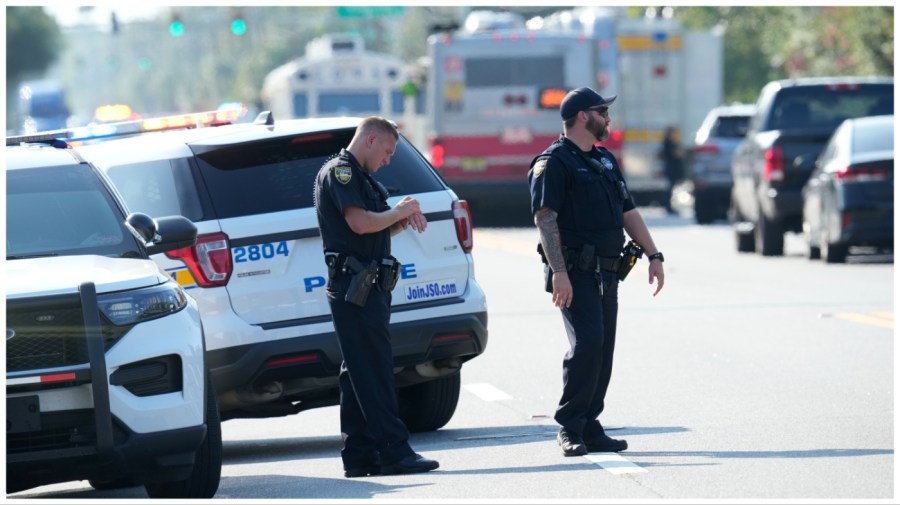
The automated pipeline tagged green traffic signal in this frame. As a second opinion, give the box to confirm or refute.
[169,19,185,37]
[230,18,247,36]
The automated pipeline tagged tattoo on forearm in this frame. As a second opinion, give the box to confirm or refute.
[535,209,566,273]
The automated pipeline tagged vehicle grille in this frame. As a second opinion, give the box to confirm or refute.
[6,410,128,454]
[6,295,130,373]
[6,410,97,454]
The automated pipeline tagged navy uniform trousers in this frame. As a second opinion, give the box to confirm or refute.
[326,275,415,468]
[554,268,619,439]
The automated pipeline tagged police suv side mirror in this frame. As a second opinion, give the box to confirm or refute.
[126,212,158,244]
[126,213,198,255]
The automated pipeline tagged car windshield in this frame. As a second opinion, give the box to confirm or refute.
[713,115,750,138]
[6,164,141,259]
[769,84,893,130]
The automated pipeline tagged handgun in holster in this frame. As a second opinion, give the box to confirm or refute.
[617,240,644,281]
[344,256,379,307]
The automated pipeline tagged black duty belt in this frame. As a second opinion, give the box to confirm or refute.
[596,256,622,273]
[562,247,621,274]
[324,251,400,287]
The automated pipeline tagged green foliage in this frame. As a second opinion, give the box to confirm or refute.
[7,7,63,84]
[7,7,64,129]
[675,6,894,104]
[16,6,894,128]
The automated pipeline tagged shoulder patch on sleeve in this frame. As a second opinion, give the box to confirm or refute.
[532,158,548,178]
[333,165,352,184]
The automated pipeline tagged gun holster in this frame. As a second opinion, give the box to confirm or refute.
[343,256,379,307]
[575,244,595,272]
[617,240,644,281]
[378,256,400,292]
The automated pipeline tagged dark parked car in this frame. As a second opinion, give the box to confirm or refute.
[801,114,894,263]
[687,103,755,223]
[730,76,893,256]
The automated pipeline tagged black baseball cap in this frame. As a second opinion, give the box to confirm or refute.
[560,87,617,120]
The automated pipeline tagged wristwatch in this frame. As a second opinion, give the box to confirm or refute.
[647,251,664,263]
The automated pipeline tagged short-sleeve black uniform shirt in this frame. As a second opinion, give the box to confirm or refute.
[315,148,391,262]
[528,135,636,257]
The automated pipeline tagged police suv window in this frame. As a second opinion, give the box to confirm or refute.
[373,137,446,196]
[106,158,203,221]
[196,131,446,219]
[7,164,136,258]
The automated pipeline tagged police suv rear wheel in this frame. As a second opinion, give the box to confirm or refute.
[398,373,461,433]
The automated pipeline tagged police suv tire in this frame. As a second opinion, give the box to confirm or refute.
[144,374,222,499]
[397,373,461,433]
[89,477,138,490]
[755,213,784,256]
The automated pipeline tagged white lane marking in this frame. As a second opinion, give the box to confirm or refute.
[584,453,648,475]
[464,383,513,402]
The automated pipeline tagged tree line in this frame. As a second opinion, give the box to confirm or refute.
[6,6,894,128]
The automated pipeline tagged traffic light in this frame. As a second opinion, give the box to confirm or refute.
[230,8,246,36]
[169,14,185,37]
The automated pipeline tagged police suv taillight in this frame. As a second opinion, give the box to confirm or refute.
[452,200,473,253]
[166,232,233,288]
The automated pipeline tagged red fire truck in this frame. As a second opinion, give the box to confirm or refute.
[426,8,722,212]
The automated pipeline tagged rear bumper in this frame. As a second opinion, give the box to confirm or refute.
[758,185,803,222]
[693,183,731,203]
[207,303,489,413]
[839,208,894,247]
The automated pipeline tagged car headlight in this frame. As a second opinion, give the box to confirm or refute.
[98,281,189,326]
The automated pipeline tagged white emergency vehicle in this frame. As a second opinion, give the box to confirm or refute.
[260,33,427,147]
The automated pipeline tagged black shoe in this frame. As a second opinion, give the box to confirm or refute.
[584,431,628,453]
[344,465,381,478]
[380,454,439,475]
[557,428,588,457]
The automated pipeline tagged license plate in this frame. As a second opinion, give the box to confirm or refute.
[461,157,487,172]
[7,395,41,434]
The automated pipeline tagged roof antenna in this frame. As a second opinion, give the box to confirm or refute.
[254,111,274,126]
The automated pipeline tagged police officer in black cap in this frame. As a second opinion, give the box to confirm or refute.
[315,116,438,477]
[528,87,665,457]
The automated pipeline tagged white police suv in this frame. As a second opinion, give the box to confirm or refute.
[5,143,221,497]
[75,113,489,431]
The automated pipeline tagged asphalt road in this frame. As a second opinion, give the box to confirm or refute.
[9,208,894,501]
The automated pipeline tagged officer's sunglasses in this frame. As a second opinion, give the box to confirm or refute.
[586,106,609,118]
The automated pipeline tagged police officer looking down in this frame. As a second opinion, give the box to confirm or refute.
[528,87,665,457]
[314,116,437,477]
